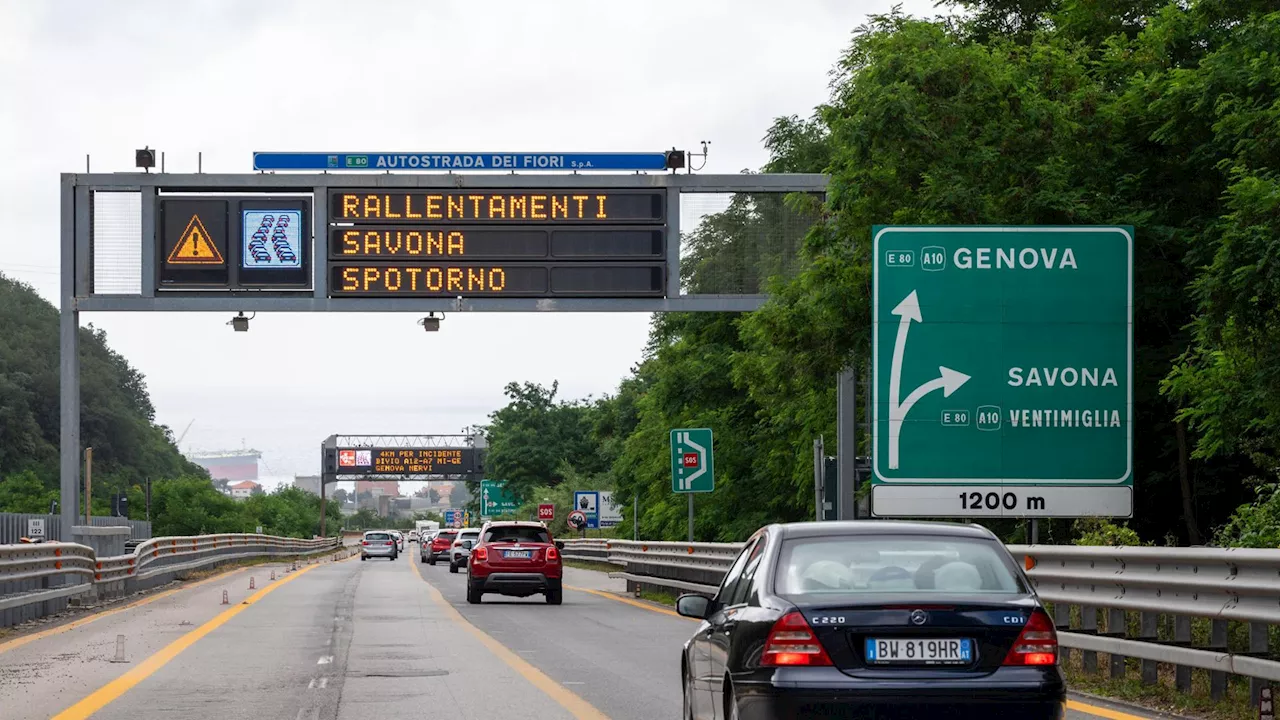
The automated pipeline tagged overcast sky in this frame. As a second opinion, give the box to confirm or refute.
[0,0,936,488]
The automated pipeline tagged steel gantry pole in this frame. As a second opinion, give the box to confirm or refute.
[59,175,81,538]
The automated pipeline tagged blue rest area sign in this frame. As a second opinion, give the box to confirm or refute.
[252,152,669,172]
[573,491,600,530]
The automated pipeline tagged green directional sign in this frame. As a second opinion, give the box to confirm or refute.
[480,479,519,516]
[871,226,1133,519]
[671,428,714,493]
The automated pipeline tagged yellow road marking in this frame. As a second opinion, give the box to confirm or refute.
[51,562,322,720]
[0,561,273,656]
[410,559,610,720]
[1067,699,1153,720]
[563,584,692,620]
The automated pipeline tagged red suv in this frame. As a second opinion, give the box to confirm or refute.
[424,530,458,565]
[467,521,564,605]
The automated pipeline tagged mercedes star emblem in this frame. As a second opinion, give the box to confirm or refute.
[910,609,928,625]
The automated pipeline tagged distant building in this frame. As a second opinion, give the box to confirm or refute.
[229,480,261,499]
[188,449,262,482]
[356,479,400,497]
[293,475,321,495]
[436,483,456,505]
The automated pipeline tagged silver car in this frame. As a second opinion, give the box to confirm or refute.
[448,529,481,573]
[361,531,398,561]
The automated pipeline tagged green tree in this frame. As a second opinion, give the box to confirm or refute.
[0,274,207,517]
[0,470,58,513]
[474,1,1280,547]
[482,381,607,501]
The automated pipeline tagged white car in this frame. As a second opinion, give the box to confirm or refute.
[448,529,481,573]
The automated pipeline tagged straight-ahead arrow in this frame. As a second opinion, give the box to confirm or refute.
[886,290,971,470]
[889,290,922,414]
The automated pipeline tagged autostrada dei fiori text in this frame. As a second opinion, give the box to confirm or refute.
[325,189,668,298]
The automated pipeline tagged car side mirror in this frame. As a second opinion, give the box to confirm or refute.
[555,541,565,550]
[462,540,474,549]
[676,594,711,620]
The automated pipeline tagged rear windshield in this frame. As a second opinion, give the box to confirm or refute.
[775,535,1025,596]
[459,531,480,539]
[365,532,391,540]
[483,526,551,544]
[435,531,457,540]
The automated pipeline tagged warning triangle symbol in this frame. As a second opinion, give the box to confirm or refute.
[167,215,224,265]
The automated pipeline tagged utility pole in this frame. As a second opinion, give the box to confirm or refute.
[813,436,824,521]
[83,447,93,524]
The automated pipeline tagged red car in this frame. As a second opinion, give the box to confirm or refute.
[467,521,565,605]
[424,529,458,565]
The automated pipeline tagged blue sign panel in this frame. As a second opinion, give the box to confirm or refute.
[253,152,669,172]
[573,491,600,529]
[242,210,302,269]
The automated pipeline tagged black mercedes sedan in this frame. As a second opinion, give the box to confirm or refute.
[676,521,1065,720]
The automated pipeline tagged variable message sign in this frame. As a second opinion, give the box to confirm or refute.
[335,447,479,475]
[870,226,1133,518]
[327,189,667,298]
[158,197,312,290]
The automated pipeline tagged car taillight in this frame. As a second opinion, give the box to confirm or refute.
[361,540,368,546]
[761,611,832,667]
[1003,609,1058,666]
[546,547,559,561]
[473,547,487,562]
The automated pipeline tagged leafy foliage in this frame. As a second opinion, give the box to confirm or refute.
[1071,518,1147,547]
[0,274,207,516]
[130,479,341,538]
[1214,484,1280,549]
[480,381,608,503]
[479,1,1280,545]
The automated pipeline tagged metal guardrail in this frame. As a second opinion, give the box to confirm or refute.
[0,512,152,544]
[562,538,1280,703]
[0,534,343,628]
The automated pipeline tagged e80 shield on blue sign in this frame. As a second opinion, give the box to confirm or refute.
[871,226,1133,519]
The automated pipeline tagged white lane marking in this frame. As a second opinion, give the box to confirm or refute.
[318,677,328,689]
[317,655,333,664]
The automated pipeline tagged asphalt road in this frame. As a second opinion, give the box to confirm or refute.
[0,547,1171,720]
